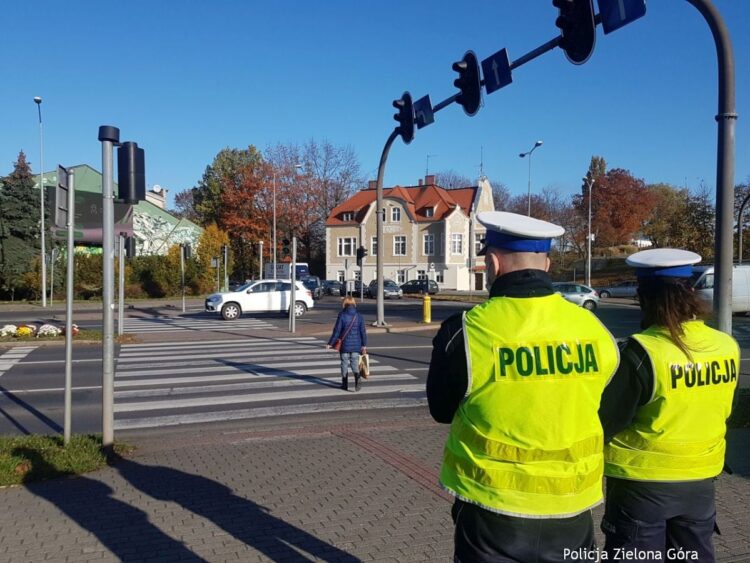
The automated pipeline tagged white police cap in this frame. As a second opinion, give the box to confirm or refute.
[626,248,702,278]
[477,211,565,255]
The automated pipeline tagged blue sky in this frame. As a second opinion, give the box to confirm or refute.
[2,1,748,208]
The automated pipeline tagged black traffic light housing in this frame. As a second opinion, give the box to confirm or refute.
[356,245,367,267]
[282,238,291,256]
[182,243,192,260]
[392,92,415,144]
[125,236,137,258]
[117,142,146,204]
[553,0,596,65]
[452,51,482,117]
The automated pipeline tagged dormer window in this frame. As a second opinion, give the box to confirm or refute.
[425,207,434,218]
[342,212,354,221]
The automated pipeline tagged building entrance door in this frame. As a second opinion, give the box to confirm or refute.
[474,273,484,290]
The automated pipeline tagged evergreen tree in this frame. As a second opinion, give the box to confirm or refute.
[0,151,41,295]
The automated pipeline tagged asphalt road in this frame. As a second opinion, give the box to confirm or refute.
[1,297,749,437]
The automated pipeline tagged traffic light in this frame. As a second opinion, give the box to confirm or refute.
[125,236,137,258]
[452,51,482,117]
[182,243,192,260]
[117,142,146,204]
[392,92,415,144]
[282,238,291,256]
[54,165,69,229]
[553,0,596,65]
[356,246,367,267]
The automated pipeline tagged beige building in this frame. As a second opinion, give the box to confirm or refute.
[325,175,495,290]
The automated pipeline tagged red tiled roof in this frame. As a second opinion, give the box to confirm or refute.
[326,182,477,226]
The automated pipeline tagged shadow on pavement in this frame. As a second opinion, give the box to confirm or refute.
[0,386,62,434]
[15,448,203,562]
[111,455,358,562]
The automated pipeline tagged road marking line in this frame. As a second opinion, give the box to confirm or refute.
[115,358,361,377]
[4,385,102,394]
[114,397,428,430]
[120,336,317,349]
[117,343,325,360]
[114,383,426,412]
[0,346,37,378]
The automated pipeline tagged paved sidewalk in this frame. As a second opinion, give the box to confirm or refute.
[1,408,749,562]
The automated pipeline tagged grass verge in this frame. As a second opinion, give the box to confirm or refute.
[729,388,750,429]
[0,434,133,487]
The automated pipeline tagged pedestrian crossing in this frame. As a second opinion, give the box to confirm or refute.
[0,346,38,377]
[121,315,276,334]
[114,337,425,430]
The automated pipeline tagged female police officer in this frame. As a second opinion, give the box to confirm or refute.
[599,248,739,562]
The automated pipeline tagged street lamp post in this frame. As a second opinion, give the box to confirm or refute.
[34,96,47,307]
[272,172,277,280]
[584,177,595,287]
[519,140,543,216]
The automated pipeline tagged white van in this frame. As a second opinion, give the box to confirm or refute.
[691,265,750,313]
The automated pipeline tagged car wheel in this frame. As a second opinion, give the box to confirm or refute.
[221,302,241,320]
[292,301,307,317]
[600,291,610,298]
[583,300,597,311]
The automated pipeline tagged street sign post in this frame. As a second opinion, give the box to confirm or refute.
[481,48,513,94]
[598,0,647,34]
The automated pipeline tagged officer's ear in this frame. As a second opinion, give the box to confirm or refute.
[544,255,551,272]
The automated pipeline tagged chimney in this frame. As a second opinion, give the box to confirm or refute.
[418,179,423,186]
[368,180,377,190]
[425,174,436,186]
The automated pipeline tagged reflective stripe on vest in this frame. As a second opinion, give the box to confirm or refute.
[604,320,739,481]
[440,294,619,518]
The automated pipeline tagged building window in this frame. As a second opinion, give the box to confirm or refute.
[425,207,434,218]
[370,236,378,256]
[393,235,406,256]
[337,237,357,257]
[354,271,361,281]
[342,212,354,222]
[475,232,484,256]
[391,207,401,222]
[417,270,427,280]
[436,271,444,283]
[439,236,444,256]
[397,270,406,284]
[423,234,434,255]
[337,270,345,282]
[451,234,463,255]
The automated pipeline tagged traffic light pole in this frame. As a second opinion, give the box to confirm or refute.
[289,237,296,333]
[375,130,399,327]
[181,244,186,313]
[63,168,75,446]
[118,234,125,336]
[98,125,119,455]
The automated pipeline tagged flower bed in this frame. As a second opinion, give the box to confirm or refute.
[0,323,79,338]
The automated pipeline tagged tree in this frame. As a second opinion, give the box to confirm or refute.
[491,181,511,210]
[434,170,472,189]
[0,151,42,296]
[191,147,263,227]
[641,184,690,248]
[682,182,715,258]
[195,224,230,293]
[734,178,750,260]
[171,189,199,222]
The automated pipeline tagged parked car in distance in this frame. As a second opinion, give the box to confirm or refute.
[552,282,599,311]
[301,276,323,300]
[598,280,638,299]
[366,279,403,299]
[205,279,313,320]
[400,279,439,295]
[322,280,343,296]
[339,280,365,296]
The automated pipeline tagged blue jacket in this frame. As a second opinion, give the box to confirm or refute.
[328,306,367,353]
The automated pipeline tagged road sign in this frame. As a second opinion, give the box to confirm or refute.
[413,95,435,129]
[598,0,647,35]
[481,48,513,94]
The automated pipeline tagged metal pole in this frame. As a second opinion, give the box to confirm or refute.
[272,173,277,279]
[50,250,55,306]
[98,125,119,454]
[375,130,399,326]
[63,169,75,446]
[223,244,228,292]
[527,153,532,216]
[289,237,296,333]
[586,178,594,287]
[737,192,750,264]
[118,235,124,337]
[181,245,186,313]
[259,241,264,280]
[685,0,737,334]
[35,98,47,307]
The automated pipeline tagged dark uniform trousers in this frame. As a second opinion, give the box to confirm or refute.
[602,477,716,563]
[451,499,596,563]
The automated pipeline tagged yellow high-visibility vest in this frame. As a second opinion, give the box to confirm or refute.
[605,320,739,481]
[440,294,619,518]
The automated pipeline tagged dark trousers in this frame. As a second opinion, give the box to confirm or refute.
[452,499,596,563]
[602,477,717,563]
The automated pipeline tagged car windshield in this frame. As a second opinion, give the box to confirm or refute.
[302,279,316,289]
[234,283,253,292]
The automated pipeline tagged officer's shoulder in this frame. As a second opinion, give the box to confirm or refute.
[439,311,464,332]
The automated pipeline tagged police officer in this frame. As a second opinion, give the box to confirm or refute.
[427,211,619,562]
[599,248,739,563]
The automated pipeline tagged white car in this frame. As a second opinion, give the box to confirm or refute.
[205,279,314,320]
